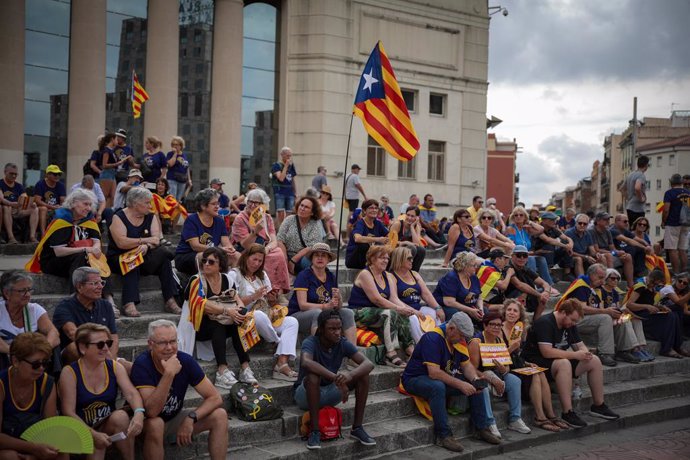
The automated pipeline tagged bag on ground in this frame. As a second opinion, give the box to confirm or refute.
[300,406,342,440]
[230,382,283,422]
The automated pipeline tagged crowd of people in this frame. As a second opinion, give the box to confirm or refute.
[0,144,689,456]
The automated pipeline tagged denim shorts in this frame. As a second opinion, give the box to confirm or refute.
[294,381,342,410]
[274,194,295,212]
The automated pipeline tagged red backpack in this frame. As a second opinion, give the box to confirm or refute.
[300,406,342,441]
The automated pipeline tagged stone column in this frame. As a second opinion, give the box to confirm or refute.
[209,0,243,194]
[144,0,179,146]
[66,0,107,186]
[0,0,25,170]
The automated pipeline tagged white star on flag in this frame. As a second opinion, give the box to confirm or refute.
[362,68,378,92]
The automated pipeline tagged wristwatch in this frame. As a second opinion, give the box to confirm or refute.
[187,411,198,424]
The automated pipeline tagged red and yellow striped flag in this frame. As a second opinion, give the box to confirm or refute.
[131,70,149,119]
[188,276,207,331]
[353,42,420,162]
[152,193,188,221]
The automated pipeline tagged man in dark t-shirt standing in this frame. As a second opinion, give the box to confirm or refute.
[662,173,690,273]
[522,299,619,428]
[295,309,375,450]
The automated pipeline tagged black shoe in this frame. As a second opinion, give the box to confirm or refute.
[599,354,617,367]
[561,410,587,428]
[615,351,641,364]
[589,403,620,420]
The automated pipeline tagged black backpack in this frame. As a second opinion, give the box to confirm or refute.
[83,150,101,178]
[229,382,283,422]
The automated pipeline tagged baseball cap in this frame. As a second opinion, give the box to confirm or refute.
[541,211,558,220]
[46,165,63,174]
[115,128,127,139]
[210,178,225,185]
[128,169,143,179]
[513,245,529,254]
[595,211,611,221]
[351,164,361,170]
[488,248,507,259]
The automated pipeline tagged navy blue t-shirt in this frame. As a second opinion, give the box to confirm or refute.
[296,335,357,387]
[218,193,230,209]
[432,271,481,310]
[0,180,24,203]
[142,151,167,183]
[271,162,297,197]
[130,350,206,422]
[346,218,389,259]
[176,213,228,254]
[288,267,337,315]
[52,296,117,349]
[33,179,66,206]
[402,324,469,385]
[663,187,690,226]
[609,226,635,250]
[165,151,190,182]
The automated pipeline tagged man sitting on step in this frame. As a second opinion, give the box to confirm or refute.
[400,312,502,453]
[554,263,640,367]
[295,308,376,450]
[521,298,620,428]
[130,319,228,460]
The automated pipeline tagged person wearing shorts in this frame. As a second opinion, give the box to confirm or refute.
[662,173,690,273]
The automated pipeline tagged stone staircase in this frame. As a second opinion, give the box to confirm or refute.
[4,237,690,459]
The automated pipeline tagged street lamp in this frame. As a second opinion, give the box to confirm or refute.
[489,5,509,16]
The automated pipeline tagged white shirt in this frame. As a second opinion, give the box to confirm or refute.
[228,268,273,310]
[0,300,47,345]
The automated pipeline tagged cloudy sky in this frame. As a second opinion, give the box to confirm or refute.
[486,0,690,207]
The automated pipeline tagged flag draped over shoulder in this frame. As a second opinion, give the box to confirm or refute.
[353,41,420,162]
[188,276,207,331]
[131,70,149,119]
[25,218,100,273]
[152,193,188,221]
[554,277,591,311]
[477,265,501,300]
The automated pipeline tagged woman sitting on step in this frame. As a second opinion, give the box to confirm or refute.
[230,244,299,381]
[388,246,444,343]
[348,246,424,367]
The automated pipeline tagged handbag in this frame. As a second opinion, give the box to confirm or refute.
[173,172,187,183]
[207,289,239,325]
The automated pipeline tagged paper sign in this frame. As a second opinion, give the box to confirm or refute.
[249,205,265,227]
[479,342,512,367]
[511,366,548,376]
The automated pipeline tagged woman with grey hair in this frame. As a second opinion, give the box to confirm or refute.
[433,251,485,326]
[174,188,238,275]
[107,187,181,317]
[26,188,116,313]
[231,188,290,294]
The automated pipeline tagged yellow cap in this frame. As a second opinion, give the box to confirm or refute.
[45,164,63,174]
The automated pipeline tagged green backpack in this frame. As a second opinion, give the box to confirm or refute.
[230,382,283,422]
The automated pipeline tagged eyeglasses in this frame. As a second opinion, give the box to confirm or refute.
[247,200,262,206]
[607,276,620,281]
[514,213,525,217]
[677,280,689,286]
[151,339,177,347]
[82,280,106,287]
[487,322,502,328]
[577,222,588,226]
[201,258,217,266]
[514,253,529,259]
[481,216,494,221]
[88,340,113,350]
[22,359,51,370]
[11,287,34,295]
[637,223,648,228]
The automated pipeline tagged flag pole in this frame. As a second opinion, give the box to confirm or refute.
[334,113,355,282]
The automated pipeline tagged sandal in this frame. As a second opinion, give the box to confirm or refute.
[122,303,141,317]
[662,351,684,359]
[385,354,406,368]
[164,299,182,315]
[534,418,561,432]
[272,363,298,381]
[548,417,570,430]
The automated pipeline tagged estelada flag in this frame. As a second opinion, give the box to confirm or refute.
[554,277,591,311]
[188,275,207,331]
[353,41,420,162]
[118,248,144,275]
[131,70,149,119]
[477,265,502,299]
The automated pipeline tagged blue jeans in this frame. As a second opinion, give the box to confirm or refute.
[485,371,522,422]
[527,255,554,285]
[274,194,295,212]
[402,375,494,438]
[294,381,342,410]
[168,180,186,202]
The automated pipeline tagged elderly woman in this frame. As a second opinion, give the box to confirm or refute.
[277,195,326,275]
[504,206,554,286]
[443,209,477,268]
[231,188,290,294]
[389,246,443,343]
[625,269,689,358]
[318,185,339,241]
[185,247,257,388]
[288,242,356,344]
[165,136,192,202]
[434,251,485,326]
[348,246,423,367]
[27,189,116,309]
[474,209,515,258]
[346,199,389,269]
[0,333,66,459]
[0,271,59,368]
[175,188,238,276]
[389,206,426,271]
[59,323,145,460]
[141,136,167,187]
[230,244,299,381]
[107,187,181,317]
[596,268,654,362]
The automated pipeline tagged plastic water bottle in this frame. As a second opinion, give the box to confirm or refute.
[572,383,583,411]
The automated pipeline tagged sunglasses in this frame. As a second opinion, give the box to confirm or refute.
[481,216,494,220]
[459,215,471,219]
[22,359,51,370]
[608,276,620,281]
[201,258,217,266]
[677,280,689,286]
[406,257,414,261]
[637,223,648,227]
[577,222,588,226]
[88,340,113,350]
[514,253,529,259]
[514,213,526,217]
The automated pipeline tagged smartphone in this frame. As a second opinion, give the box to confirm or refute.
[109,432,127,442]
[472,379,489,390]
[239,307,247,315]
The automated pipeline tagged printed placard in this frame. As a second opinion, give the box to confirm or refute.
[479,342,512,367]
[511,366,548,375]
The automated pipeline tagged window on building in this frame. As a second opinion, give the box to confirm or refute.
[670,154,675,166]
[656,179,662,190]
[194,94,202,116]
[367,136,386,177]
[180,94,188,117]
[657,156,662,166]
[193,47,201,57]
[429,93,445,116]
[398,156,416,179]
[428,140,445,181]
[194,29,202,43]
[401,89,416,113]
[195,63,203,73]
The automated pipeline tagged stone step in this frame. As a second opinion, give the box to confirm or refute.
[192,374,690,460]
[35,290,168,315]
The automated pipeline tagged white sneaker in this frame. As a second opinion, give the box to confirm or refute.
[215,369,238,389]
[508,418,532,434]
[488,424,502,439]
[239,366,258,384]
